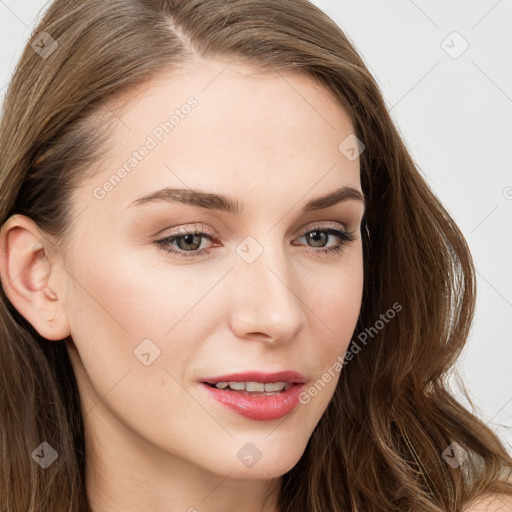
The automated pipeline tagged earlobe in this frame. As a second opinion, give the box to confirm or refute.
[0,214,70,341]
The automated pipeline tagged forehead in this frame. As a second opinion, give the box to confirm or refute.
[77,58,362,215]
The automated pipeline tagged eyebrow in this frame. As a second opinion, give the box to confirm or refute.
[127,185,365,214]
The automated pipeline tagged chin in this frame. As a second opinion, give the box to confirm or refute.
[205,435,308,480]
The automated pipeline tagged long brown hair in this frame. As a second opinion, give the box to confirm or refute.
[1,1,511,510]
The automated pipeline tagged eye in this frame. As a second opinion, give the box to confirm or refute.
[154,223,356,259]
[295,223,356,256]
[155,225,216,259]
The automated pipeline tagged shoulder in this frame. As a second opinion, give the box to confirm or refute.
[463,494,512,511]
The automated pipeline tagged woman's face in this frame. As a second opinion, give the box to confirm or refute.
[56,59,365,483]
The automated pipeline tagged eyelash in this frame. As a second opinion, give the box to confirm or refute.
[155,223,356,259]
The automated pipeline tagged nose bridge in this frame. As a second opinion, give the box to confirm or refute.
[228,234,307,342]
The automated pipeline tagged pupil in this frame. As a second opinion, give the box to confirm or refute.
[179,234,201,250]
[308,231,327,247]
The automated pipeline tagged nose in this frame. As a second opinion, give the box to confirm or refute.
[228,241,307,345]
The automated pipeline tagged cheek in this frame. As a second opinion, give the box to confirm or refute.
[293,254,363,414]
[306,254,364,355]
[64,253,212,440]
[63,249,213,402]
[63,236,240,401]
[67,242,215,339]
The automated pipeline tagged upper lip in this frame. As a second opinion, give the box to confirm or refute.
[201,370,306,384]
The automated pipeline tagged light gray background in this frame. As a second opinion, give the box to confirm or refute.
[1,1,511,451]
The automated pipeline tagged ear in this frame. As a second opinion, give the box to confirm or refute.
[0,214,70,341]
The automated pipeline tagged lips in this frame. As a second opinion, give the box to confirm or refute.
[199,370,306,421]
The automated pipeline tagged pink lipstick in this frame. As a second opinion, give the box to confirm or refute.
[199,371,306,421]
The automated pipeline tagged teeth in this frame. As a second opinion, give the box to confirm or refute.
[213,381,290,392]
[264,382,288,392]
[246,382,265,392]
[228,381,246,390]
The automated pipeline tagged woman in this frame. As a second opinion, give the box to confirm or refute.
[0,0,511,510]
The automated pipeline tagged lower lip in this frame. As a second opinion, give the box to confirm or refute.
[200,383,305,421]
